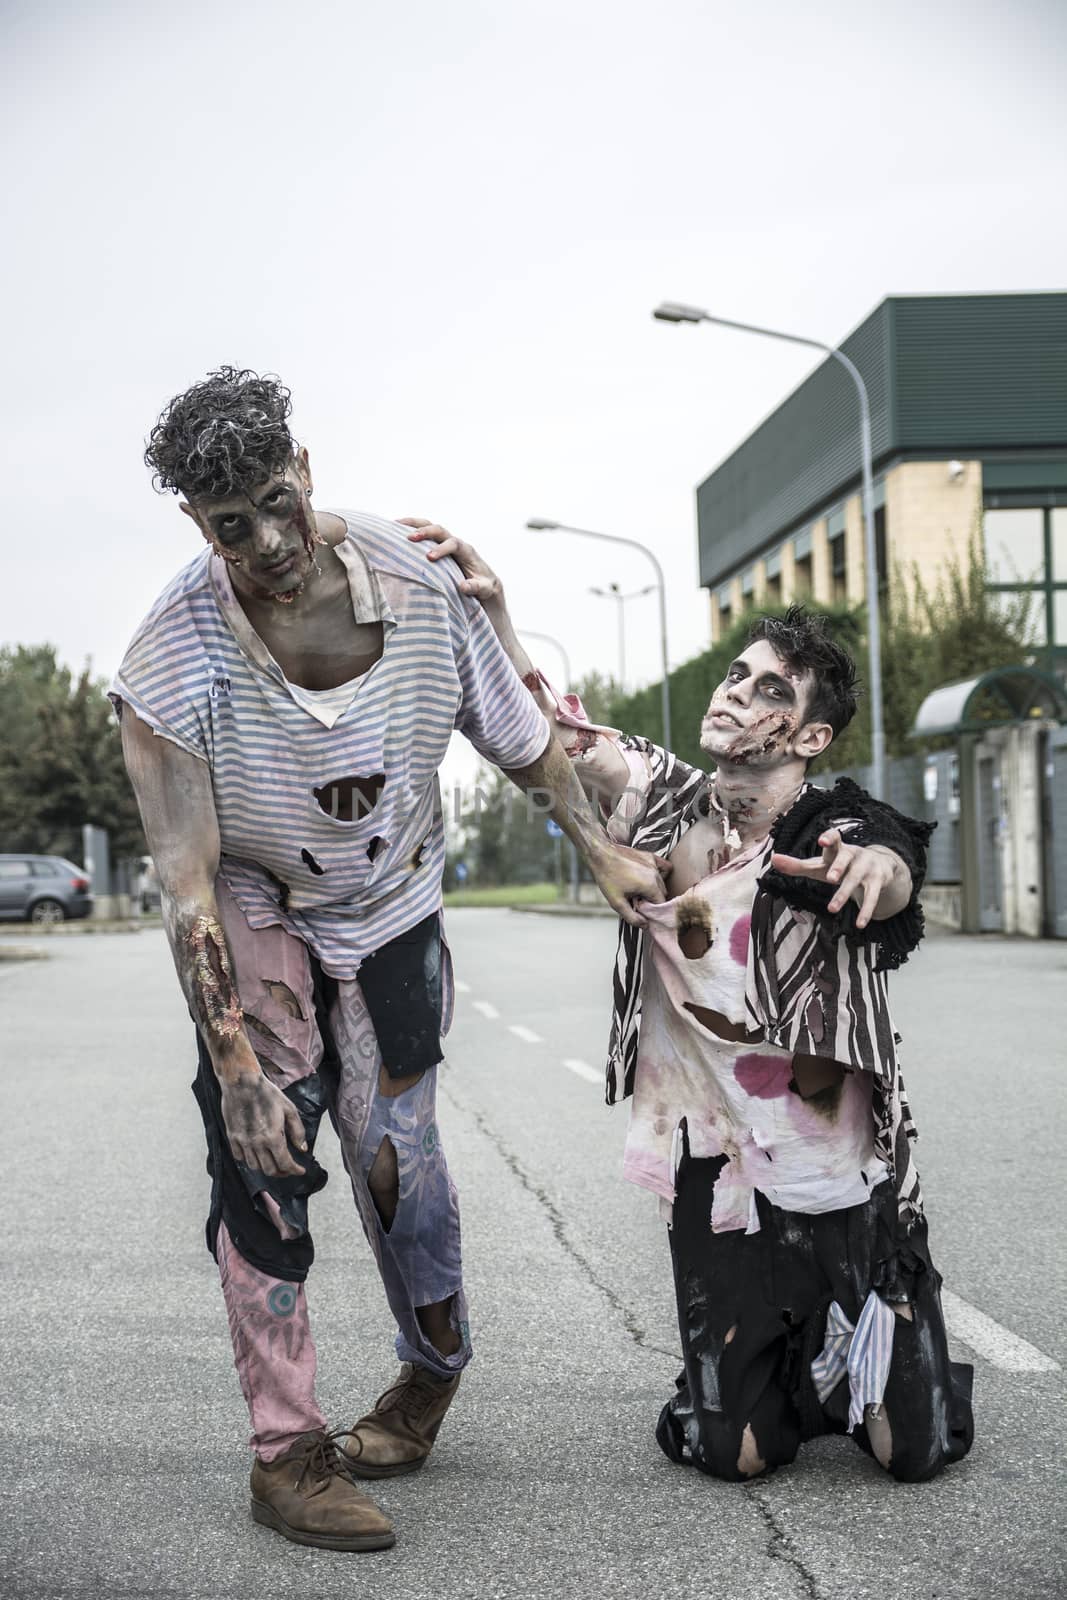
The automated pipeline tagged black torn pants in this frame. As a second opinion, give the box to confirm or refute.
[656,1147,974,1484]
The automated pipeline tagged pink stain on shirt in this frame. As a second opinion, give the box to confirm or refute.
[734,1051,793,1100]
[729,914,752,967]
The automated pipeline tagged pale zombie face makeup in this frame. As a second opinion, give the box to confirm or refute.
[196,465,321,605]
[699,640,813,768]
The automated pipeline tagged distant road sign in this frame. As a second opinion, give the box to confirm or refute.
[455,862,469,882]
[546,819,564,838]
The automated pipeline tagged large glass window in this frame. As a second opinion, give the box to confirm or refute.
[983,505,1067,651]
[984,508,1045,584]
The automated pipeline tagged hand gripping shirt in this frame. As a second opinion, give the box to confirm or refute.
[110,512,549,977]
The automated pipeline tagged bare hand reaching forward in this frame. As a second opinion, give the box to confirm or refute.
[770,827,911,929]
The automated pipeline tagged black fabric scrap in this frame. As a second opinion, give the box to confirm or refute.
[760,778,935,971]
[357,911,444,1078]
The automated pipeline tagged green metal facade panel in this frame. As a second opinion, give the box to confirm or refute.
[697,293,1067,589]
[893,295,1067,449]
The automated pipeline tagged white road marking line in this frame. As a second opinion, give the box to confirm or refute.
[941,1289,1061,1373]
[508,1024,543,1044]
[563,1057,603,1085]
[454,980,471,993]
[471,1000,500,1020]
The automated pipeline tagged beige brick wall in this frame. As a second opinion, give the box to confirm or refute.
[845,492,866,604]
[811,518,831,603]
[703,459,984,629]
[780,540,797,602]
[884,459,982,599]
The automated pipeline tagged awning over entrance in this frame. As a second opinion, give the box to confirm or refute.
[911,666,1067,738]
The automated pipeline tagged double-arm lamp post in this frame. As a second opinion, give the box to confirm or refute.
[526,519,672,752]
[589,582,656,693]
[652,302,886,801]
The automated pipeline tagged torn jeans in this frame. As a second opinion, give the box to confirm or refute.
[192,875,470,1461]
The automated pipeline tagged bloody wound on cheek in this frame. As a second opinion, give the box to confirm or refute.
[187,916,243,1040]
[294,499,319,559]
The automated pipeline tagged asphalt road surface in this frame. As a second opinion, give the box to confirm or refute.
[2,912,1065,1600]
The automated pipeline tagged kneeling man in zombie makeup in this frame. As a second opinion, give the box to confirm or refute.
[112,369,666,1550]
[412,522,974,1485]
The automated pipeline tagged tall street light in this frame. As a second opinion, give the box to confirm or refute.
[653,301,886,800]
[517,628,572,689]
[527,519,672,751]
[589,582,656,693]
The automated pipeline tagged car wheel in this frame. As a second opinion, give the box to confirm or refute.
[29,898,66,925]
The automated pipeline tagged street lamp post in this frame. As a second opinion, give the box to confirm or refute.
[589,581,656,693]
[527,519,672,751]
[653,301,886,800]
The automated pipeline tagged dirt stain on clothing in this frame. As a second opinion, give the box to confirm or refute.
[676,891,715,959]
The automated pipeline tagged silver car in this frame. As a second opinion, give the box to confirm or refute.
[0,855,94,924]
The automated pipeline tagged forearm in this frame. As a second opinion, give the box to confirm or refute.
[867,848,913,921]
[160,881,261,1084]
[503,732,610,873]
[481,594,564,726]
[119,711,260,1086]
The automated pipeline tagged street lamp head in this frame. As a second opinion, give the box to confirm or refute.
[652,302,708,324]
[525,517,559,531]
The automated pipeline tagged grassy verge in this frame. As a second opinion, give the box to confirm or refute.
[442,881,561,908]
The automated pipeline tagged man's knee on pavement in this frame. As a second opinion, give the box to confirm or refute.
[866,1300,940,1481]
[736,1422,767,1478]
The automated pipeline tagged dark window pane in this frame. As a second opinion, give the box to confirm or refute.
[1054,590,1067,646]
[875,504,888,586]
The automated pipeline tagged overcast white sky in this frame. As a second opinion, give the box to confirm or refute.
[2,0,1065,793]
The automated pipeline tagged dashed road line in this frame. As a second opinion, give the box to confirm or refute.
[454,979,471,993]
[508,1024,544,1044]
[941,1289,1061,1373]
[563,1057,603,1085]
[471,999,500,1020]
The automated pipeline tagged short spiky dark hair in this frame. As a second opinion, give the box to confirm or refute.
[144,366,296,500]
[747,604,859,737]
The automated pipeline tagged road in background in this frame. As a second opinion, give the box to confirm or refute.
[2,913,1064,1599]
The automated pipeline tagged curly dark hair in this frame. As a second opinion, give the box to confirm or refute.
[144,366,297,500]
[748,604,860,736]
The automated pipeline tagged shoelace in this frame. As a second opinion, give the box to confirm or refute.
[381,1367,450,1419]
[291,1428,359,1494]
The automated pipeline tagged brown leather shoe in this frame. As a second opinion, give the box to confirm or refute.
[343,1363,461,1478]
[250,1429,396,1551]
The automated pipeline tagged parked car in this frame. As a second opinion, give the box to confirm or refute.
[0,855,94,924]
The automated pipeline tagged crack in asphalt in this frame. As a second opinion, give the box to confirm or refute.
[443,1073,829,1598]
[440,1078,680,1363]
[744,1483,821,1600]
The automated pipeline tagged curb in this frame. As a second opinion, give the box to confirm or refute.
[509,902,615,919]
[0,919,156,938]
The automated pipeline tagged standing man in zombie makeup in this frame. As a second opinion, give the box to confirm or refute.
[412,523,974,1487]
[112,368,666,1552]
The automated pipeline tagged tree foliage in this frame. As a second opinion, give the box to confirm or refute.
[0,645,145,863]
